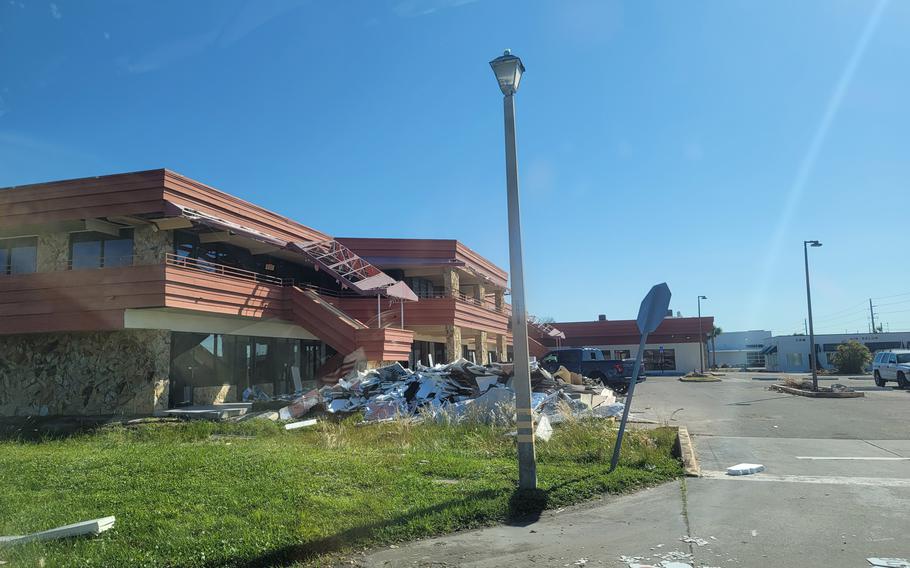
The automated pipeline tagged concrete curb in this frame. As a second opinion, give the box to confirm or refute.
[674,426,701,477]
[678,377,722,383]
[771,384,865,398]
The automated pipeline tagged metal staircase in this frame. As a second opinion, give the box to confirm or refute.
[527,315,566,339]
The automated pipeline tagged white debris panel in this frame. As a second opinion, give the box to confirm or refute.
[277,359,619,425]
[726,463,765,476]
[0,516,115,546]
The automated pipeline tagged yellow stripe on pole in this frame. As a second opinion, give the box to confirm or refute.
[517,434,535,443]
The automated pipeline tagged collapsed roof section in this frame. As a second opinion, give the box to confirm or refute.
[166,203,417,301]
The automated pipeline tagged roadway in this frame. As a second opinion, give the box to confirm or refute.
[359,372,910,567]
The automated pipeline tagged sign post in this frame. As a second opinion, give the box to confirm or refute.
[609,283,672,472]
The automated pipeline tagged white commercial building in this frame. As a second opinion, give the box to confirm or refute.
[707,330,772,368]
[765,332,910,373]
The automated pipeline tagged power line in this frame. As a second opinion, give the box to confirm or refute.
[812,300,869,320]
[872,291,910,301]
[873,298,910,308]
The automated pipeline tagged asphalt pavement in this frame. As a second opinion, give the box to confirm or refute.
[358,372,910,567]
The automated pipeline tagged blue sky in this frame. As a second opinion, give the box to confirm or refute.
[2,0,908,335]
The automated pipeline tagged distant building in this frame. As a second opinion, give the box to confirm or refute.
[534,315,714,374]
[765,331,910,372]
[708,330,772,368]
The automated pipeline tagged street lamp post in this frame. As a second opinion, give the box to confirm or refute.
[490,49,536,490]
[697,295,707,373]
[804,240,822,390]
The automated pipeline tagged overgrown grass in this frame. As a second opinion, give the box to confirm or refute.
[0,417,681,567]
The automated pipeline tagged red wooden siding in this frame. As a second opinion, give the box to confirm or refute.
[0,265,166,334]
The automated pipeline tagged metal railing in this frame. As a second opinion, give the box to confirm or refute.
[53,255,137,270]
[165,253,292,286]
[412,288,509,314]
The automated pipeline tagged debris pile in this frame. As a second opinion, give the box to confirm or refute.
[275,359,621,424]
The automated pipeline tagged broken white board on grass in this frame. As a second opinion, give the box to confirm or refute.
[726,463,765,476]
[0,516,115,546]
[535,414,553,442]
[868,559,910,568]
[284,419,317,431]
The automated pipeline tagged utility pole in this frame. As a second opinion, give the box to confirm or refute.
[804,319,808,335]
[697,295,707,373]
[869,299,877,333]
[803,240,822,390]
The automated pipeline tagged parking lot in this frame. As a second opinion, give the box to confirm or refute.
[365,372,910,567]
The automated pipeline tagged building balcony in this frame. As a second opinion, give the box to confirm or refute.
[0,254,414,363]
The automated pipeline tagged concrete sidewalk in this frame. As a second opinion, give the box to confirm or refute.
[354,373,910,567]
[358,475,909,567]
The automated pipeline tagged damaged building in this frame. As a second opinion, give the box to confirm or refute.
[0,169,517,417]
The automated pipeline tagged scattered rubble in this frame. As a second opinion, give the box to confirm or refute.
[273,359,622,427]
[679,535,709,546]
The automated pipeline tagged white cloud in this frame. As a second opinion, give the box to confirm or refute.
[49,2,61,19]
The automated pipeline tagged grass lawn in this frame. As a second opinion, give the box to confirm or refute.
[0,417,681,567]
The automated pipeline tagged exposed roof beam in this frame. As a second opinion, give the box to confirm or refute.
[150,217,194,230]
[246,243,281,255]
[85,218,125,237]
[107,215,152,226]
[198,231,232,244]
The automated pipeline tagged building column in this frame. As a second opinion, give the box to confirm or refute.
[445,325,462,363]
[443,268,460,298]
[497,334,508,363]
[475,283,486,305]
[36,232,70,272]
[475,330,489,365]
[133,225,173,265]
[494,289,505,310]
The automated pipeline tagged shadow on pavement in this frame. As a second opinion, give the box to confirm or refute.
[215,487,551,567]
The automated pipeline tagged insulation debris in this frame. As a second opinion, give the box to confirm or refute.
[275,359,618,425]
[726,463,765,476]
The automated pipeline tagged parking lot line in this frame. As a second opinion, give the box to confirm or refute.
[795,456,910,460]
[699,470,910,487]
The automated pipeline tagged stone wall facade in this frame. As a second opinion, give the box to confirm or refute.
[36,232,69,272]
[134,226,172,265]
[0,330,171,416]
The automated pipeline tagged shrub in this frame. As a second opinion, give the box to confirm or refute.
[831,340,872,374]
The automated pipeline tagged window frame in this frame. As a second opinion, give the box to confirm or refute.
[0,236,38,275]
[69,229,134,270]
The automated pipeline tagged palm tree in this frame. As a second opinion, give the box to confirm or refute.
[707,325,722,368]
